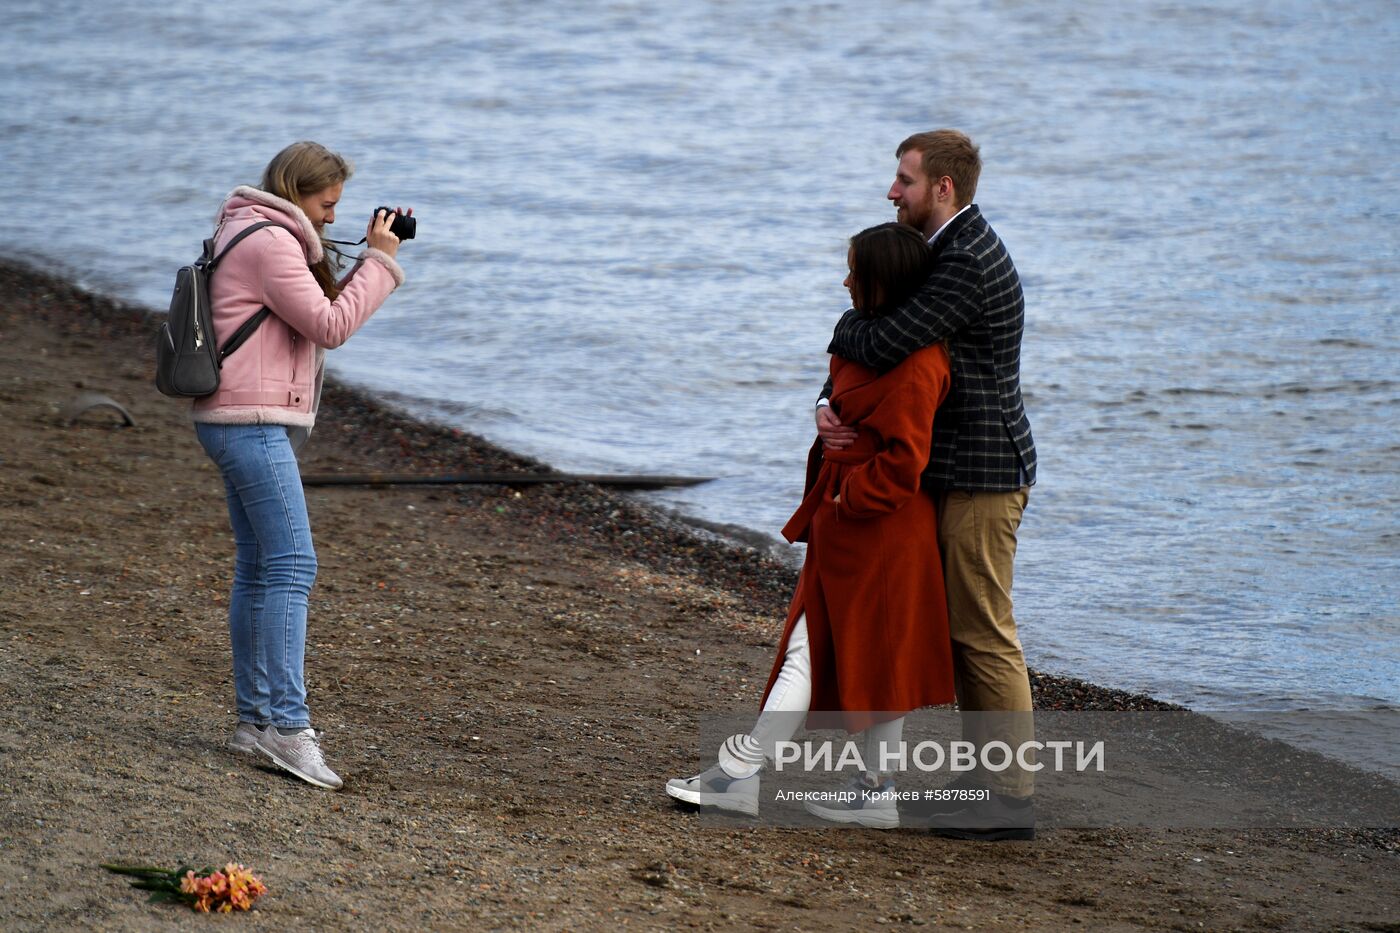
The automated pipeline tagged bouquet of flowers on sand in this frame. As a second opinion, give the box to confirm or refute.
[102,861,268,913]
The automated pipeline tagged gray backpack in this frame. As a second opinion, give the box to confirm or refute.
[155,221,280,398]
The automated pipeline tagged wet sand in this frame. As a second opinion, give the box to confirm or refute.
[0,258,1395,930]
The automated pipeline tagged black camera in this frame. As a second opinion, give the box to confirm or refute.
[374,207,416,241]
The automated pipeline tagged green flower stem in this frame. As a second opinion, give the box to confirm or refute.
[101,864,173,875]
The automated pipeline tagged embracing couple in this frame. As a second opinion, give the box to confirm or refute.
[666,129,1038,841]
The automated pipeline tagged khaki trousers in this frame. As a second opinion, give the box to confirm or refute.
[936,487,1034,796]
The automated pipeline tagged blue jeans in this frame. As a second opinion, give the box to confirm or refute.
[196,423,317,729]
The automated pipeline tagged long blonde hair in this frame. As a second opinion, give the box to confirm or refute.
[260,141,354,299]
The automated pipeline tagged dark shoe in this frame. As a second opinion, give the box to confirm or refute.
[924,792,1035,841]
[899,774,991,820]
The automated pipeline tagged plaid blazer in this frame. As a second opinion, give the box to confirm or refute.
[824,205,1036,492]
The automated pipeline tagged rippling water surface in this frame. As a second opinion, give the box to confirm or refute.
[3,0,1397,710]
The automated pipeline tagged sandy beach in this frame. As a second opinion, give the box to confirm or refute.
[0,257,1396,931]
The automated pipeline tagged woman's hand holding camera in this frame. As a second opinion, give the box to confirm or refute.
[367,206,412,258]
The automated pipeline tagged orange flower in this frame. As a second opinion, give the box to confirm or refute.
[210,871,230,898]
[179,870,200,896]
[222,863,268,908]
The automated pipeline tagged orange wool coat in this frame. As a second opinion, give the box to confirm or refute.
[763,344,956,729]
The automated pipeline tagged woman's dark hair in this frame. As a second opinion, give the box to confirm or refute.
[848,223,934,316]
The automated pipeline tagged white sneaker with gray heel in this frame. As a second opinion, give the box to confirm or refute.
[665,763,759,816]
[803,774,900,828]
[256,727,343,790]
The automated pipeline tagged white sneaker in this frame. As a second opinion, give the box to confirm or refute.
[227,722,265,756]
[256,728,343,790]
[804,775,900,829]
[665,763,759,816]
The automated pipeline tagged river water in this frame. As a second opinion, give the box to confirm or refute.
[2,0,1397,713]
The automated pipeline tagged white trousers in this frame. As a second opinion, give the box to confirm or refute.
[720,613,904,779]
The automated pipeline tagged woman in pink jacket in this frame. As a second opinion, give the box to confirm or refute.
[195,141,406,790]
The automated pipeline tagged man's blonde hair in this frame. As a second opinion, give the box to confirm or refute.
[896,130,981,207]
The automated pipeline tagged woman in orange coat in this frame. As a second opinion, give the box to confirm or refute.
[666,223,955,827]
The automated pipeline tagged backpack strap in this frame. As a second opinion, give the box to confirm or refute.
[206,219,289,362]
[209,220,279,270]
[219,308,272,361]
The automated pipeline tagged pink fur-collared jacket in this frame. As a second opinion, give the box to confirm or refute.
[190,185,405,430]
